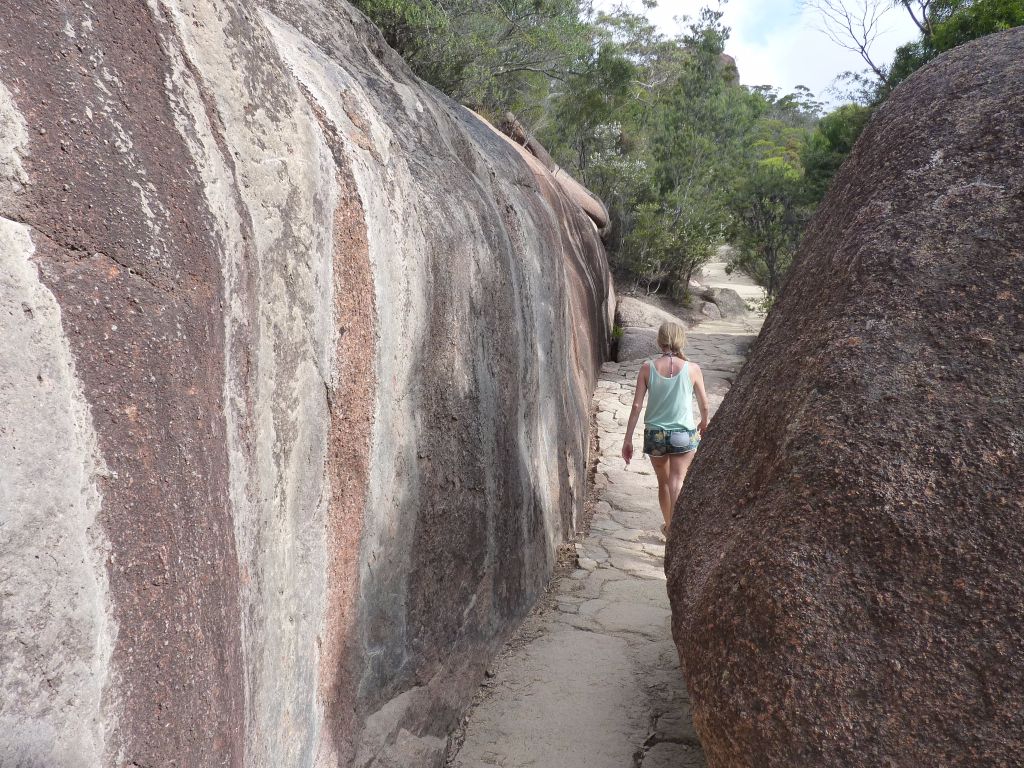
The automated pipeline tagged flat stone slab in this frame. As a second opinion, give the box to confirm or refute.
[450,629,647,768]
[641,743,707,768]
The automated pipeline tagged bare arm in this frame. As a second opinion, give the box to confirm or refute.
[692,364,709,436]
[621,363,649,465]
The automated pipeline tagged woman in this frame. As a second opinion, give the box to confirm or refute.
[621,321,709,536]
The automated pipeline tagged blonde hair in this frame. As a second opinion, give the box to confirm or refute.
[657,321,686,356]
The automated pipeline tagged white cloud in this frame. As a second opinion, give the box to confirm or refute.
[592,0,923,105]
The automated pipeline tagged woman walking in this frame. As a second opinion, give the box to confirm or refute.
[621,321,709,536]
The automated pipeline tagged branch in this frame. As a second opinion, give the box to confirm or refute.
[804,0,891,82]
[893,0,933,37]
[493,65,585,80]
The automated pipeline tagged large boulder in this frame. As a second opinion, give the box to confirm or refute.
[0,2,610,766]
[616,295,686,328]
[700,286,748,317]
[666,28,1024,767]
[698,301,722,320]
[617,327,660,362]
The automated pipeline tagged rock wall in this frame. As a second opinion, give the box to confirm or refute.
[666,28,1024,767]
[0,3,611,766]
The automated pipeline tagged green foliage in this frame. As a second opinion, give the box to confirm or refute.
[350,0,591,117]
[537,7,744,291]
[541,5,833,299]
[800,103,872,201]
[929,0,1024,49]
[621,196,723,293]
[727,107,819,299]
[727,155,811,298]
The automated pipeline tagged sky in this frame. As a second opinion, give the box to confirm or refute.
[592,0,923,106]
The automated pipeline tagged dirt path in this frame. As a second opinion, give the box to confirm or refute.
[449,307,760,768]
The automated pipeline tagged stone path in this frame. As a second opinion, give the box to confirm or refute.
[450,311,761,768]
[696,259,767,307]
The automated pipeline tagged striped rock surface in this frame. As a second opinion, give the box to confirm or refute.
[0,3,611,767]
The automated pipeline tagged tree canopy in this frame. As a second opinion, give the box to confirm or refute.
[349,0,1023,300]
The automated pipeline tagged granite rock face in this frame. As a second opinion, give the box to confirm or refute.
[0,2,610,767]
[615,295,685,329]
[699,286,748,317]
[666,28,1024,767]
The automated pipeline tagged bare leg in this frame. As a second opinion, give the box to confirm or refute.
[650,456,672,529]
[665,451,696,529]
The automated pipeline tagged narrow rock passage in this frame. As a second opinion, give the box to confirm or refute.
[451,314,759,768]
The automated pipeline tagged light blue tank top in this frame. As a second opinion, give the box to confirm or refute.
[644,358,696,431]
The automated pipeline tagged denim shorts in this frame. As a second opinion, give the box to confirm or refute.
[643,427,699,457]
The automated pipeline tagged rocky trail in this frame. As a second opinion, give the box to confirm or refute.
[449,277,762,767]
